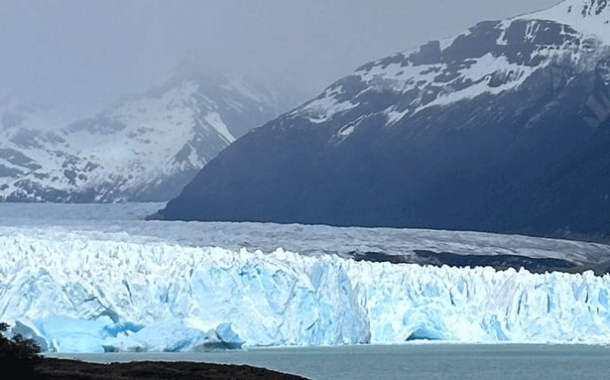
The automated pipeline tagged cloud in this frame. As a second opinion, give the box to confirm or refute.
[0,0,559,115]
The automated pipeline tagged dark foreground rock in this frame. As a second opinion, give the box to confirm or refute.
[26,357,310,380]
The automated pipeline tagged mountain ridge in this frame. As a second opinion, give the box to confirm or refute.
[0,69,302,202]
[159,0,610,239]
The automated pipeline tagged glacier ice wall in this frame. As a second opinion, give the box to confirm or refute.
[2,230,610,352]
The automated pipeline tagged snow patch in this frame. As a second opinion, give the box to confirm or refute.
[300,95,358,124]
[521,0,610,44]
[203,112,235,143]
[414,54,536,113]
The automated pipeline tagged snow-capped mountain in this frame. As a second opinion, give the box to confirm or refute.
[0,69,302,202]
[160,0,610,239]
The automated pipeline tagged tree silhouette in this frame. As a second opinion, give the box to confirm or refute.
[0,322,42,379]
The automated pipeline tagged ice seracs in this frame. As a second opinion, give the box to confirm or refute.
[2,227,610,352]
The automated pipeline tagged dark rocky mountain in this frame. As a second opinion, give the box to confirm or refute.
[159,0,610,239]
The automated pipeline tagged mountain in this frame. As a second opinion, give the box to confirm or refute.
[0,68,302,202]
[159,0,610,239]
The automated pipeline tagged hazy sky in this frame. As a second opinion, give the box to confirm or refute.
[0,0,561,114]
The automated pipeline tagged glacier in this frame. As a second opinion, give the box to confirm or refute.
[2,219,610,352]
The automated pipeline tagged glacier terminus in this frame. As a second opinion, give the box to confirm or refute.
[2,204,610,353]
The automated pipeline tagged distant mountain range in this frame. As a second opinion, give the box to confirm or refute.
[159,0,610,239]
[0,68,301,202]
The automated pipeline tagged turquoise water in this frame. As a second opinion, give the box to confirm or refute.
[51,344,610,380]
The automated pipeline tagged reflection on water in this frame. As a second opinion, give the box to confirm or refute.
[49,344,610,380]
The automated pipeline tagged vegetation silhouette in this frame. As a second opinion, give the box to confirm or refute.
[0,322,42,379]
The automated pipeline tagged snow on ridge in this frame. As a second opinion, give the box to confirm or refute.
[301,98,358,124]
[30,80,212,196]
[221,74,278,106]
[203,112,235,143]
[0,78,242,201]
[353,1,609,122]
[364,52,542,124]
[280,1,610,134]
[525,0,610,43]
[413,54,536,114]
[293,85,359,124]
[1,67,304,202]
[2,227,610,352]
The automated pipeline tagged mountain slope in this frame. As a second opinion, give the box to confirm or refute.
[0,70,301,202]
[160,0,610,238]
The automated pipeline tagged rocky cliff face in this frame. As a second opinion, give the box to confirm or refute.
[159,1,610,239]
[0,70,301,202]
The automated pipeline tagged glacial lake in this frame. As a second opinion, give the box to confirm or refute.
[51,344,610,380]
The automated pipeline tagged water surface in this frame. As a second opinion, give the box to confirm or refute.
[51,344,610,380]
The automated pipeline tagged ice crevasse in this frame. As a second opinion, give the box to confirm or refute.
[1,231,610,352]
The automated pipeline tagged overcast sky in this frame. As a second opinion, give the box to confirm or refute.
[0,0,561,114]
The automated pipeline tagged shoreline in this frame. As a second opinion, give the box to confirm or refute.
[32,356,310,380]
